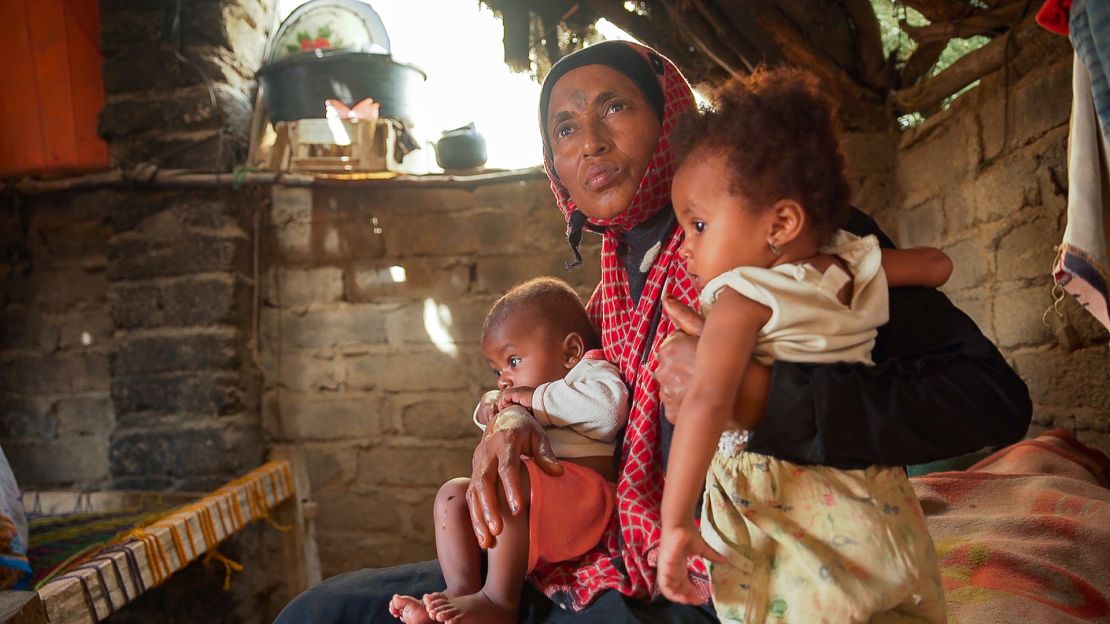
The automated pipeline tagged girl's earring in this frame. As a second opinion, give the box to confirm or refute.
[768,241,782,256]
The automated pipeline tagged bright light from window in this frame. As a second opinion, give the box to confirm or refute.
[422,298,457,356]
[275,1,640,170]
[388,265,406,283]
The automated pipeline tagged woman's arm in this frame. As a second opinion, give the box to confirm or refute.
[466,410,563,548]
[746,209,1031,467]
[656,209,1032,468]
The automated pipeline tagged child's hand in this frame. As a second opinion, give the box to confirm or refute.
[496,386,535,411]
[475,390,500,427]
[657,523,726,604]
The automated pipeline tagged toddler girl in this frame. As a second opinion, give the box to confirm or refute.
[657,67,949,623]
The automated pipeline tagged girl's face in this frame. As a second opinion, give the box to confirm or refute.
[673,152,778,289]
[546,65,661,221]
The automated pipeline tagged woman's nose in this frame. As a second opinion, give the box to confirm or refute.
[581,120,611,157]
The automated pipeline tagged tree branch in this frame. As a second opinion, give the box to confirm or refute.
[893,32,1006,113]
[903,2,1030,45]
[839,0,891,91]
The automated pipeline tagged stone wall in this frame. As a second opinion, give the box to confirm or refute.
[1,194,114,487]
[870,21,1110,453]
[261,177,601,576]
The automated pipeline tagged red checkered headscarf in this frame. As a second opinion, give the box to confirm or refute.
[531,41,709,609]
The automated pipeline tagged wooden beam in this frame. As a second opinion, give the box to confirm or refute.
[270,445,322,599]
[839,0,891,91]
[903,0,980,22]
[658,0,749,77]
[716,3,889,129]
[579,0,710,81]
[900,40,947,87]
[893,32,1007,114]
[903,1,1029,45]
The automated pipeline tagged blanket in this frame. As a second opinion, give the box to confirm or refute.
[913,430,1110,622]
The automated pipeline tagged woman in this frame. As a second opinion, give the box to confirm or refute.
[275,41,1031,623]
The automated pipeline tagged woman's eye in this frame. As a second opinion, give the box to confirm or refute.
[694,221,705,232]
[607,101,626,114]
[555,125,573,139]
[509,356,522,368]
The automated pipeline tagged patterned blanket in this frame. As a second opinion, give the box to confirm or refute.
[913,430,1110,622]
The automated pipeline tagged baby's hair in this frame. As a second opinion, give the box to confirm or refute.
[670,66,852,238]
[483,277,600,350]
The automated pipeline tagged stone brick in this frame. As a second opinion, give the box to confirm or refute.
[381,210,522,258]
[1,352,109,395]
[971,141,1046,223]
[1056,293,1110,349]
[345,349,468,392]
[317,531,417,578]
[109,274,246,329]
[109,130,245,172]
[109,422,262,480]
[101,46,254,96]
[0,396,51,440]
[100,84,253,140]
[841,131,898,176]
[7,267,108,312]
[57,310,114,351]
[475,253,601,295]
[345,259,471,303]
[1010,57,1073,149]
[993,281,1056,349]
[356,445,474,487]
[7,437,110,487]
[28,221,112,267]
[314,491,402,532]
[111,371,245,418]
[272,304,388,349]
[267,392,390,441]
[53,396,115,437]
[894,199,944,248]
[271,267,344,306]
[0,308,61,352]
[111,329,238,376]
[1013,347,1110,411]
[275,351,343,392]
[942,183,976,233]
[395,392,482,440]
[271,220,387,265]
[303,443,359,490]
[107,233,249,280]
[996,214,1063,283]
[896,123,971,208]
[942,237,993,292]
[384,297,496,346]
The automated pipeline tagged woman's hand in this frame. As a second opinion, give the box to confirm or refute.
[656,297,705,417]
[657,523,726,604]
[657,296,771,428]
[466,408,562,549]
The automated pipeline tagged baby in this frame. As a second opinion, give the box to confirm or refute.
[657,67,950,622]
[390,277,628,624]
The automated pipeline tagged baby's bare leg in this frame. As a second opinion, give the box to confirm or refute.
[390,478,482,623]
[423,468,530,624]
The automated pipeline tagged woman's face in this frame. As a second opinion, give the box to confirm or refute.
[546,65,661,221]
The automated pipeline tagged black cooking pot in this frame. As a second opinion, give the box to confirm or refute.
[258,51,426,124]
[436,124,487,170]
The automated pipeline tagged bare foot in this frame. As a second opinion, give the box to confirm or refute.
[389,594,436,624]
[422,591,515,624]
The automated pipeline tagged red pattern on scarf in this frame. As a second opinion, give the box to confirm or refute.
[531,42,711,610]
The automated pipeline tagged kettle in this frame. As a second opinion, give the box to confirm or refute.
[435,123,487,171]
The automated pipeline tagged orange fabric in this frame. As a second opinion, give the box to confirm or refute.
[523,459,615,574]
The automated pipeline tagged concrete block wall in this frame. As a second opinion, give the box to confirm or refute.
[261,178,601,576]
[869,20,1110,453]
[0,194,114,487]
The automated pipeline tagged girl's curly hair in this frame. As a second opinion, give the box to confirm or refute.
[671,66,852,238]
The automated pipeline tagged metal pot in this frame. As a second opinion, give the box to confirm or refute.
[435,124,487,171]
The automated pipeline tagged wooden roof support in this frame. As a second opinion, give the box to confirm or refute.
[658,0,751,77]
[839,0,892,92]
[893,30,1007,114]
[717,3,888,129]
[579,0,709,80]
[903,1,1031,45]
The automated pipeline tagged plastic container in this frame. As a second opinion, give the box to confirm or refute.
[0,0,110,177]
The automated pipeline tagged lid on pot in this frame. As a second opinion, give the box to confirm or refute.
[267,0,391,64]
